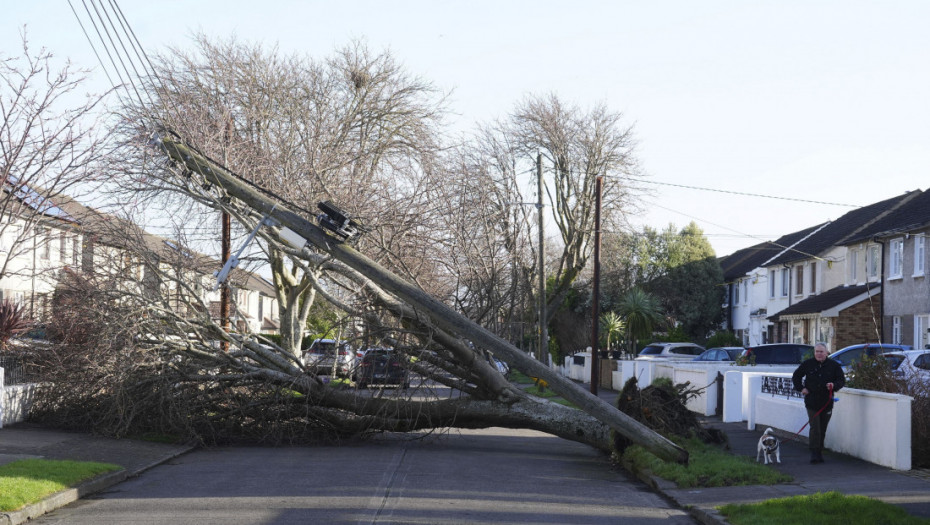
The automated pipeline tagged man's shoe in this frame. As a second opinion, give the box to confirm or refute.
[810,451,819,464]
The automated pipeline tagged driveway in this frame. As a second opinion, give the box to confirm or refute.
[31,427,696,524]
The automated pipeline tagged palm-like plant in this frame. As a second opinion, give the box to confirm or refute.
[600,311,626,352]
[0,299,31,351]
[617,288,665,351]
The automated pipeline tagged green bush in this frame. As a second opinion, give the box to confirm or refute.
[705,331,741,348]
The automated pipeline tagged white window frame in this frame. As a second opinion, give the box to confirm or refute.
[734,280,740,304]
[795,265,804,296]
[890,238,904,279]
[914,235,925,277]
[916,315,930,350]
[781,268,789,297]
[37,226,50,260]
[742,280,748,304]
[769,269,776,298]
[810,261,817,294]
[867,244,881,280]
[848,246,859,284]
[893,316,902,345]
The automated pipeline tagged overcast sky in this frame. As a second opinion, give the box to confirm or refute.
[4,1,929,257]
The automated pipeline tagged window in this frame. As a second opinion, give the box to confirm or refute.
[810,261,817,294]
[893,316,902,345]
[795,265,804,295]
[781,268,789,297]
[59,232,67,262]
[867,244,880,280]
[72,238,80,266]
[769,270,776,298]
[734,280,740,304]
[742,280,748,304]
[915,235,926,277]
[916,315,930,350]
[848,247,859,283]
[37,226,50,260]
[890,238,904,279]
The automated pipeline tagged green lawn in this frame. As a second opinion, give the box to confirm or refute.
[0,459,121,512]
[719,491,930,525]
[622,435,792,487]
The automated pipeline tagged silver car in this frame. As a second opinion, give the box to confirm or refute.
[302,338,355,376]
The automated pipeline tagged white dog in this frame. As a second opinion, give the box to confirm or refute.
[756,427,781,464]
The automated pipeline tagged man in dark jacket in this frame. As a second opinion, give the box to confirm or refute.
[792,342,845,464]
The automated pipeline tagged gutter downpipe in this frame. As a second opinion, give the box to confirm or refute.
[874,238,885,342]
[784,264,792,343]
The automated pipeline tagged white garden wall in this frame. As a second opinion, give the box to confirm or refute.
[561,355,913,470]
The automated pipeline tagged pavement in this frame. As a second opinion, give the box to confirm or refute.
[0,385,927,524]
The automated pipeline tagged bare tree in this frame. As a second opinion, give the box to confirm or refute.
[0,33,109,315]
[109,36,447,357]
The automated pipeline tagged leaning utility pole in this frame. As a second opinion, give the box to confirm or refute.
[155,136,687,464]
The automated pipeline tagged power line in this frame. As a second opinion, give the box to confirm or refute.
[644,199,829,262]
[630,178,860,208]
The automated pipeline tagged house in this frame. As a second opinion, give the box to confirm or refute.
[761,190,919,351]
[720,226,821,346]
[0,183,279,335]
[838,189,930,349]
[720,190,925,351]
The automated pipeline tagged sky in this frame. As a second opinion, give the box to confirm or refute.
[3,1,929,257]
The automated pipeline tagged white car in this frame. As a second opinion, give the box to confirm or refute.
[636,342,705,360]
[885,350,930,385]
[302,338,355,377]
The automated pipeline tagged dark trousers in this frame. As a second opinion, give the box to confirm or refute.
[807,407,832,450]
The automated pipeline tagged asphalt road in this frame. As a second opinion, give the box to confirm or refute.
[29,427,696,525]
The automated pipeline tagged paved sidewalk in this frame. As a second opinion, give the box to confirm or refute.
[0,423,194,525]
[664,416,930,524]
[588,383,930,524]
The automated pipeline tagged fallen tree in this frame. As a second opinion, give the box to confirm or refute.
[145,136,686,463]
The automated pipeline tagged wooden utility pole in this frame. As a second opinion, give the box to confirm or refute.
[590,176,602,395]
[536,153,547,364]
[156,137,688,464]
[220,117,233,352]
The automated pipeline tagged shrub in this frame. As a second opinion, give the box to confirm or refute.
[705,331,741,349]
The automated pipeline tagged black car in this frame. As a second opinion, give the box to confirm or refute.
[740,343,814,365]
[355,349,409,389]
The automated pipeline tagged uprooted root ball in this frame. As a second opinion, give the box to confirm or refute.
[613,376,726,453]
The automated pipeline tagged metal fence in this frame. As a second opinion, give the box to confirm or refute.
[0,355,28,386]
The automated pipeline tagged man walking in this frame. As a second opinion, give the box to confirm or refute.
[792,342,845,464]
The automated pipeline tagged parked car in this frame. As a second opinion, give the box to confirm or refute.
[884,350,930,385]
[355,348,410,389]
[693,347,744,362]
[637,342,705,360]
[302,338,355,376]
[740,343,814,365]
[829,343,913,372]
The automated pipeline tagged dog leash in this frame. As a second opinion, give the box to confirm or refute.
[781,384,834,444]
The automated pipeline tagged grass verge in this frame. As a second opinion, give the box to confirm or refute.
[622,435,792,487]
[719,491,930,525]
[510,371,578,408]
[0,458,121,512]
